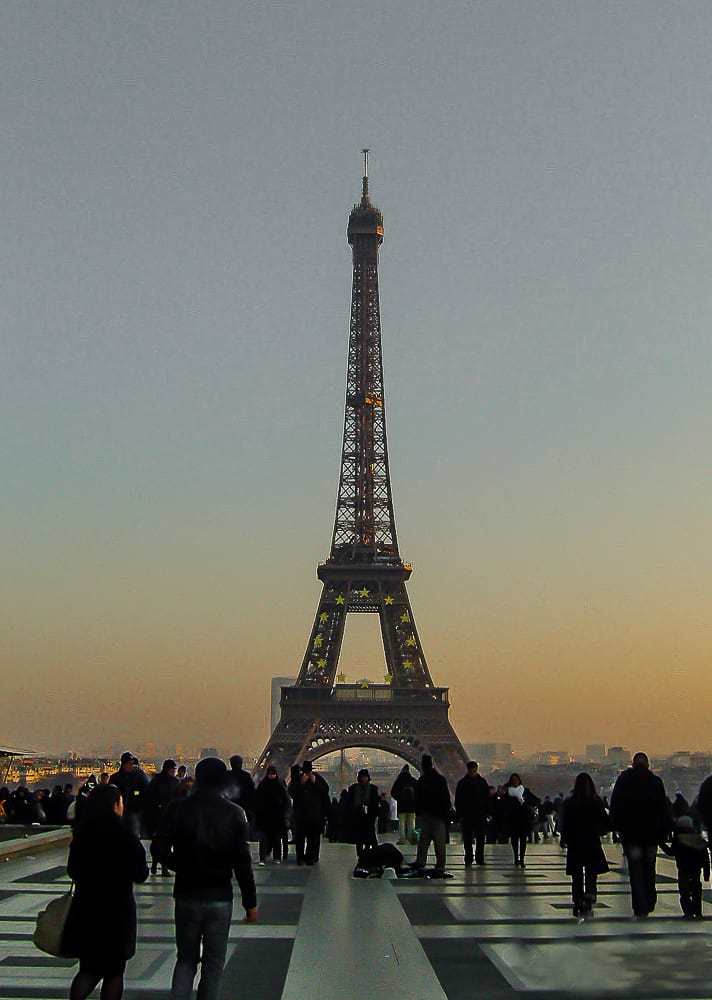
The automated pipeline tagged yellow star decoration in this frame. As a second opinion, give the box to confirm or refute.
[316,658,326,669]
[403,660,414,670]
[313,636,323,649]
[358,587,370,598]
[406,637,417,647]
[384,595,394,605]
[319,612,329,623]
[400,612,410,623]
[335,594,345,605]
[384,674,392,684]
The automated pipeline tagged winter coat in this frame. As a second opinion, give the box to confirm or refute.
[346,782,380,841]
[455,774,490,821]
[108,767,150,815]
[415,769,452,820]
[63,814,148,966]
[391,770,417,813]
[289,773,331,828]
[255,777,290,832]
[227,768,256,816]
[144,772,180,837]
[560,795,610,875]
[609,767,671,846]
[662,829,711,877]
[506,788,538,836]
[697,775,712,832]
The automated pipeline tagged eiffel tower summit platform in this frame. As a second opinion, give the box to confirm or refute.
[256,153,467,788]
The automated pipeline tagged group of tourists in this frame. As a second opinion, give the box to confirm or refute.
[25,746,712,997]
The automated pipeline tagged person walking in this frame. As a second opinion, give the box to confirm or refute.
[63,784,148,1000]
[505,774,537,868]
[391,764,417,845]
[610,751,671,918]
[109,752,149,839]
[145,760,180,876]
[662,814,710,919]
[455,761,490,867]
[152,757,258,1000]
[560,773,610,920]
[414,755,452,875]
[347,769,380,860]
[254,765,290,865]
[288,761,330,865]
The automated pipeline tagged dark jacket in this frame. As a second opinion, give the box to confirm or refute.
[144,772,180,836]
[662,828,711,877]
[415,768,452,820]
[455,773,490,822]
[505,788,539,836]
[609,767,671,845]
[289,773,331,827]
[151,788,257,910]
[109,767,150,814]
[560,795,610,875]
[254,777,290,832]
[346,782,380,836]
[391,769,417,813]
[697,774,712,832]
[227,768,256,816]
[64,814,148,965]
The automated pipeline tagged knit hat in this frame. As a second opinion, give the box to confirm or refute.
[676,814,694,831]
[195,757,228,789]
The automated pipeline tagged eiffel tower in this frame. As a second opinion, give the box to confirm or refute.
[256,152,467,788]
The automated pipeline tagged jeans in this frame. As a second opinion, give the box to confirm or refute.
[511,834,527,864]
[570,866,598,914]
[415,815,447,871]
[624,843,658,915]
[171,899,232,1000]
[461,818,486,864]
[398,812,416,843]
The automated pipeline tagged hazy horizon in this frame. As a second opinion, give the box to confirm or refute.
[4,3,712,757]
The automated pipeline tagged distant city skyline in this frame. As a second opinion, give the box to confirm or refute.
[4,4,712,755]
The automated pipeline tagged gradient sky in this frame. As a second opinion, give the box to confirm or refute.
[3,2,712,756]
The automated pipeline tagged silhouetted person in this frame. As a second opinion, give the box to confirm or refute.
[561,773,610,920]
[288,761,330,865]
[109,752,149,839]
[227,755,256,827]
[455,761,490,867]
[152,757,257,1000]
[505,773,537,868]
[254,765,289,864]
[347,769,380,860]
[662,814,710,918]
[610,751,671,917]
[391,764,417,844]
[145,760,180,875]
[64,784,148,1000]
[696,773,712,834]
[414,754,451,874]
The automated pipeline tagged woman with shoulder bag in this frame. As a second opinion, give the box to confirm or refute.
[63,783,148,999]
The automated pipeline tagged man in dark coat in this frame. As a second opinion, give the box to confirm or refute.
[610,751,671,917]
[288,760,330,865]
[455,761,490,867]
[696,773,712,834]
[109,752,150,839]
[346,769,380,860]
[414,754,452,874]
[391,764,418,844]
[152,757,258,1000]
[145,759,180,875]
[227,755,256,828]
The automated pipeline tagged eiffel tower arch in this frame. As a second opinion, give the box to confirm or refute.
[256,152,467,789]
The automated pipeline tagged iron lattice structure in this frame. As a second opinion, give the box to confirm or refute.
[256,154,467,788]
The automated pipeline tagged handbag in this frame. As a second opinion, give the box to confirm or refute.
[33,883,75,958]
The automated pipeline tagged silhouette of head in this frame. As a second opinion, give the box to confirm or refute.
[195,757,228,790]
[632,752,649,769]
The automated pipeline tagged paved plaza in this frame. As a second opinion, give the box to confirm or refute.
[0,838,711,998]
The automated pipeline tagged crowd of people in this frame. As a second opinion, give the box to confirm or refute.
[10,747,712,997]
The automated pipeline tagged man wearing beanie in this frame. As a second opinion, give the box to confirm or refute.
[414,754,452,875]
[152,757,258,999]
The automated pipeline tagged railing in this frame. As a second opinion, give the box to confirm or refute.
[281,684,448,705]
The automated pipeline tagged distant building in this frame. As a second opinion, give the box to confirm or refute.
[531,750,572,766]
[606,746,628,765]
[465,743,513,767]
[585,744,606,763]
[271,677,296,733]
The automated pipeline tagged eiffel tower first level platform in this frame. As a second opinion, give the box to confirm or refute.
[255,152,467,789]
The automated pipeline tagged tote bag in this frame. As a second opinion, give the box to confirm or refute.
[33,885,75,958]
